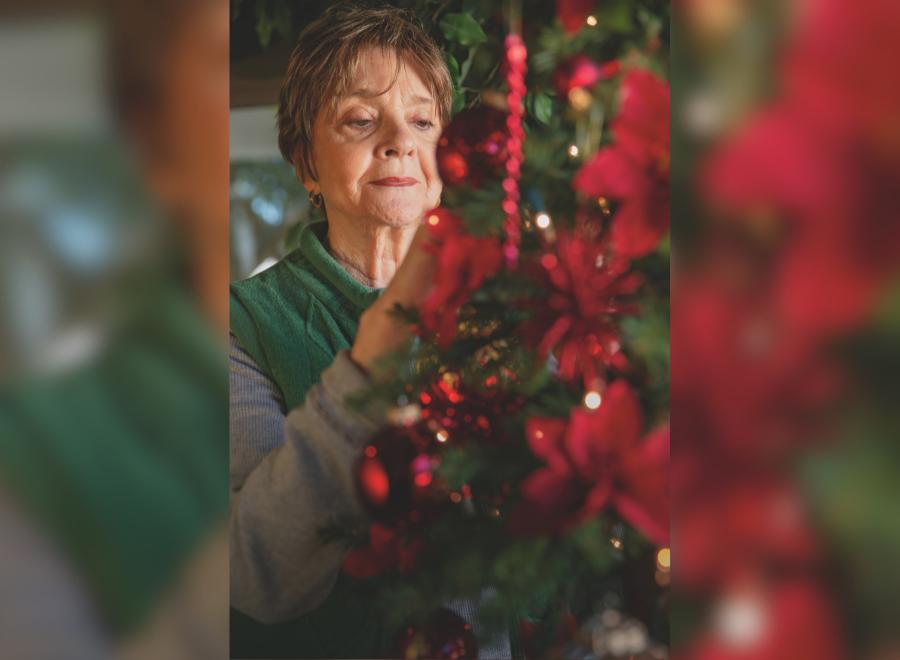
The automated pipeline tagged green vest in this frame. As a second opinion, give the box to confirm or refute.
[231,220,382,410]
[0,278,228,635]
[230,221,391,658]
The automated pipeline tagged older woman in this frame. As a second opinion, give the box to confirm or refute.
[229,5,512,658]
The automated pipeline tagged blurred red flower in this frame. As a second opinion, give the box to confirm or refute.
[574,69,671,258]
[703,105,900,335]
[676,478,819,589]
[509,381,669,545]
[702,0,900,335]
[671,277,841,464]
[419,208,503,346]
[682,580,845,660]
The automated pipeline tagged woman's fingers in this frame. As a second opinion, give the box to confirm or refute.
[350,222,436,372]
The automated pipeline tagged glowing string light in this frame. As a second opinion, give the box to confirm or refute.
[584,390,602,409]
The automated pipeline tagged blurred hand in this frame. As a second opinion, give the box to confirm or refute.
[350,223,436,372]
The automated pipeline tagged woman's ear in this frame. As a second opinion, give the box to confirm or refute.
[297,164,318,195]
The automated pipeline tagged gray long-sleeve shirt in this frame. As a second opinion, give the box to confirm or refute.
[229,336,512,657]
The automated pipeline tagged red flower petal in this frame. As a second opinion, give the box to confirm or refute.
[565,382,642,476]
[613,491,669,545]
[509,468,585,535]
[576,478,613,522]
[610,182,670,258]
[573,147,646,199]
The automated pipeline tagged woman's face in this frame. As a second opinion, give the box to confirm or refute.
[305,47,443,229]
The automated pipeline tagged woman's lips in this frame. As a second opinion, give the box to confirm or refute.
[370,177,418,186]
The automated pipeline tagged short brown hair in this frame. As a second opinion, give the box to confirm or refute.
[277,4,452,182]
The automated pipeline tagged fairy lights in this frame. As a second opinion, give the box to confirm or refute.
[656,548,670,570]
[584,390,602,409]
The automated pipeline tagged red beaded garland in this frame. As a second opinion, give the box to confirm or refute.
[503,33,527,268]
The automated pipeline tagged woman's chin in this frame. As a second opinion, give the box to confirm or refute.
[363,200,429,228]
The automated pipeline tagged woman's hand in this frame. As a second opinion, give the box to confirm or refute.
[350,222,436,373]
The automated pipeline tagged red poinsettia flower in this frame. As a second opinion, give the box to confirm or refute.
[670,275,842,466]
[702,101,900,336]
[419,208,504,347]
[522,230,641,387]
[574,69,670,258]
[509,381,669,544]
[556,0,598,34]
[342,523,424,579]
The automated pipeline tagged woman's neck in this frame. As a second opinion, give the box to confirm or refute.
[325,217,419,289]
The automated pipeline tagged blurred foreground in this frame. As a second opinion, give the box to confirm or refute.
[672,0,900,658]
[0,1,229,658]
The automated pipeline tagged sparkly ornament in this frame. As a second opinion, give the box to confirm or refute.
[418,375,524,446]
[436,107,509,187]
[355,424,446,527]
[392,609,478,660]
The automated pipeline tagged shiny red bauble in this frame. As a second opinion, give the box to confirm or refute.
[355,423,446,528]
[437,106,509,187]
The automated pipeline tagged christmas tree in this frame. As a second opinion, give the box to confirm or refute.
[297,1,673,657]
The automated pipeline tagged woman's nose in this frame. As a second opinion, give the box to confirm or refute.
[376,120,416,159]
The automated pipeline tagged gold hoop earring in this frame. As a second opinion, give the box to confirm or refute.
[308,191,323,209]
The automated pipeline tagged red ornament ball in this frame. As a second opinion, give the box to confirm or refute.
[355,424,446,528]
[437,106,509,187]
[392,609,479,660]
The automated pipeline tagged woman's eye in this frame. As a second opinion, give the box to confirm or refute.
[414,119,435,130]
[347,119,372,129]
